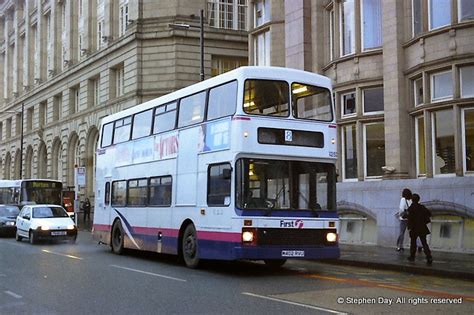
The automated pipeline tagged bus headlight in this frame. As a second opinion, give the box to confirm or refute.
[326,232,337,243]
[242,228,257,245]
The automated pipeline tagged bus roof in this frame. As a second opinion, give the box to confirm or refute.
[100,66,332,125]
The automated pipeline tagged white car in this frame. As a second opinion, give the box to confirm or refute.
[16,205,77,244]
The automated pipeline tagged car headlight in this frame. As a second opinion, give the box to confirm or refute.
[6,222,15,226]
[326,232,337,243]
[67,224,76,230]
[40,225,50,231]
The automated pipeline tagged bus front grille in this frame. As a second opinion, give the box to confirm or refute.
[256,228,337,246]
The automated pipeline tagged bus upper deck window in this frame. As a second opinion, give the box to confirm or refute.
[244,80,289,117]
[292,83,333,122]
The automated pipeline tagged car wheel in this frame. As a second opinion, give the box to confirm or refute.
[69,235,77,244]
[29,231,36,245]
[111,221,124,255]
[182,224,200,268]
[15,231,23,242]
[264,259,287,268]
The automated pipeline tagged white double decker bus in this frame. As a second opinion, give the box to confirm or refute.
[93,66,339,268]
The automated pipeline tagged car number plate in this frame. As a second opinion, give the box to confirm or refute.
[281,250,305,257]
[51,231,67,236]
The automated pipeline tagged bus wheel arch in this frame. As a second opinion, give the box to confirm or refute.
[179,220,200,268]
[111,219,125,255]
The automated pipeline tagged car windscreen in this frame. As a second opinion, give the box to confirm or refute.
[0,206,20,217]
[32,207,69,218]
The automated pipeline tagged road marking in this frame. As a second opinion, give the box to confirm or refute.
[4,290,22,299]
[308,274,474,302]
[42,249,83,260]
[242,292,346,314]
[110,265,187,282]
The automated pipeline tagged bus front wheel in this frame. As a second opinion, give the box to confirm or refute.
[182,224,200,268]
[111,221,125,255]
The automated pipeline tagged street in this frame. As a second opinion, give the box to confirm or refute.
[0,232,473,315]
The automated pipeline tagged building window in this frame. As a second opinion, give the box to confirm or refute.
[26,107,34,131]
[341,91,356,117]
[53,94,61,121]
[342,124,358,180]
[16,113,21,136]
[340,0,355,56]
[361,0,382,50]
[364,122,385,177]
[433,109,455,175]
[431,70,453,102]
[119,1,129,37]
[94,77,100,106]
[208,0,248,30]
[460,66,474,98]
[463,108,474,173]
[254,31,270,66]
[416,116,426,176]
[39,101,46,127]
[70,86,79,114]
[6,118,12,139]
[114,66,125,97]
[414,77,424,106]
[0,122,2,141]
[363,87,384,114]
[412,0,422,36]
[211,56,247,76]
[254,0,270,27]
[429,0,451,30]
[458,0,474,22]
[329,7,335,61]
[439,223,451,238]
[97,20,104,49]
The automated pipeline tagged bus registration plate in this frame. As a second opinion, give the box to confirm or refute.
[51,231,67,236]
[281,250,304,257]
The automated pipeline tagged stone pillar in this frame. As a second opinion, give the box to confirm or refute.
[382,0,409,179]
[284,0,312,71]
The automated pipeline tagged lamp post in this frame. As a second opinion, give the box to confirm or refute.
[1,102,24,179]
[169,9,205,81]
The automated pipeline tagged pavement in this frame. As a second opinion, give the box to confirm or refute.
[78,222,472,280]
[327,244,474,280]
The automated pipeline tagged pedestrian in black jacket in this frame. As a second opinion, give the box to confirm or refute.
[407,193,433,264]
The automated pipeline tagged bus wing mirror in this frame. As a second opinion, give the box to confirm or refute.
[223,168,232,179]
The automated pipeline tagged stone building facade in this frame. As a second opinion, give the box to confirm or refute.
[248,0,474,252]
[0,0,248,199]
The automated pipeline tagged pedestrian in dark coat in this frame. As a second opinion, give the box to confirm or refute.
[82,198,91,223]
[407,193,433,264]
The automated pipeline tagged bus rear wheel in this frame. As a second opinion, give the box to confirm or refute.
[264,259,287,268]
[182,224,200,268]
[111,221,125,255]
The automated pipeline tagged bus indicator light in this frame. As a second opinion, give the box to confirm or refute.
[244,220,252,226]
